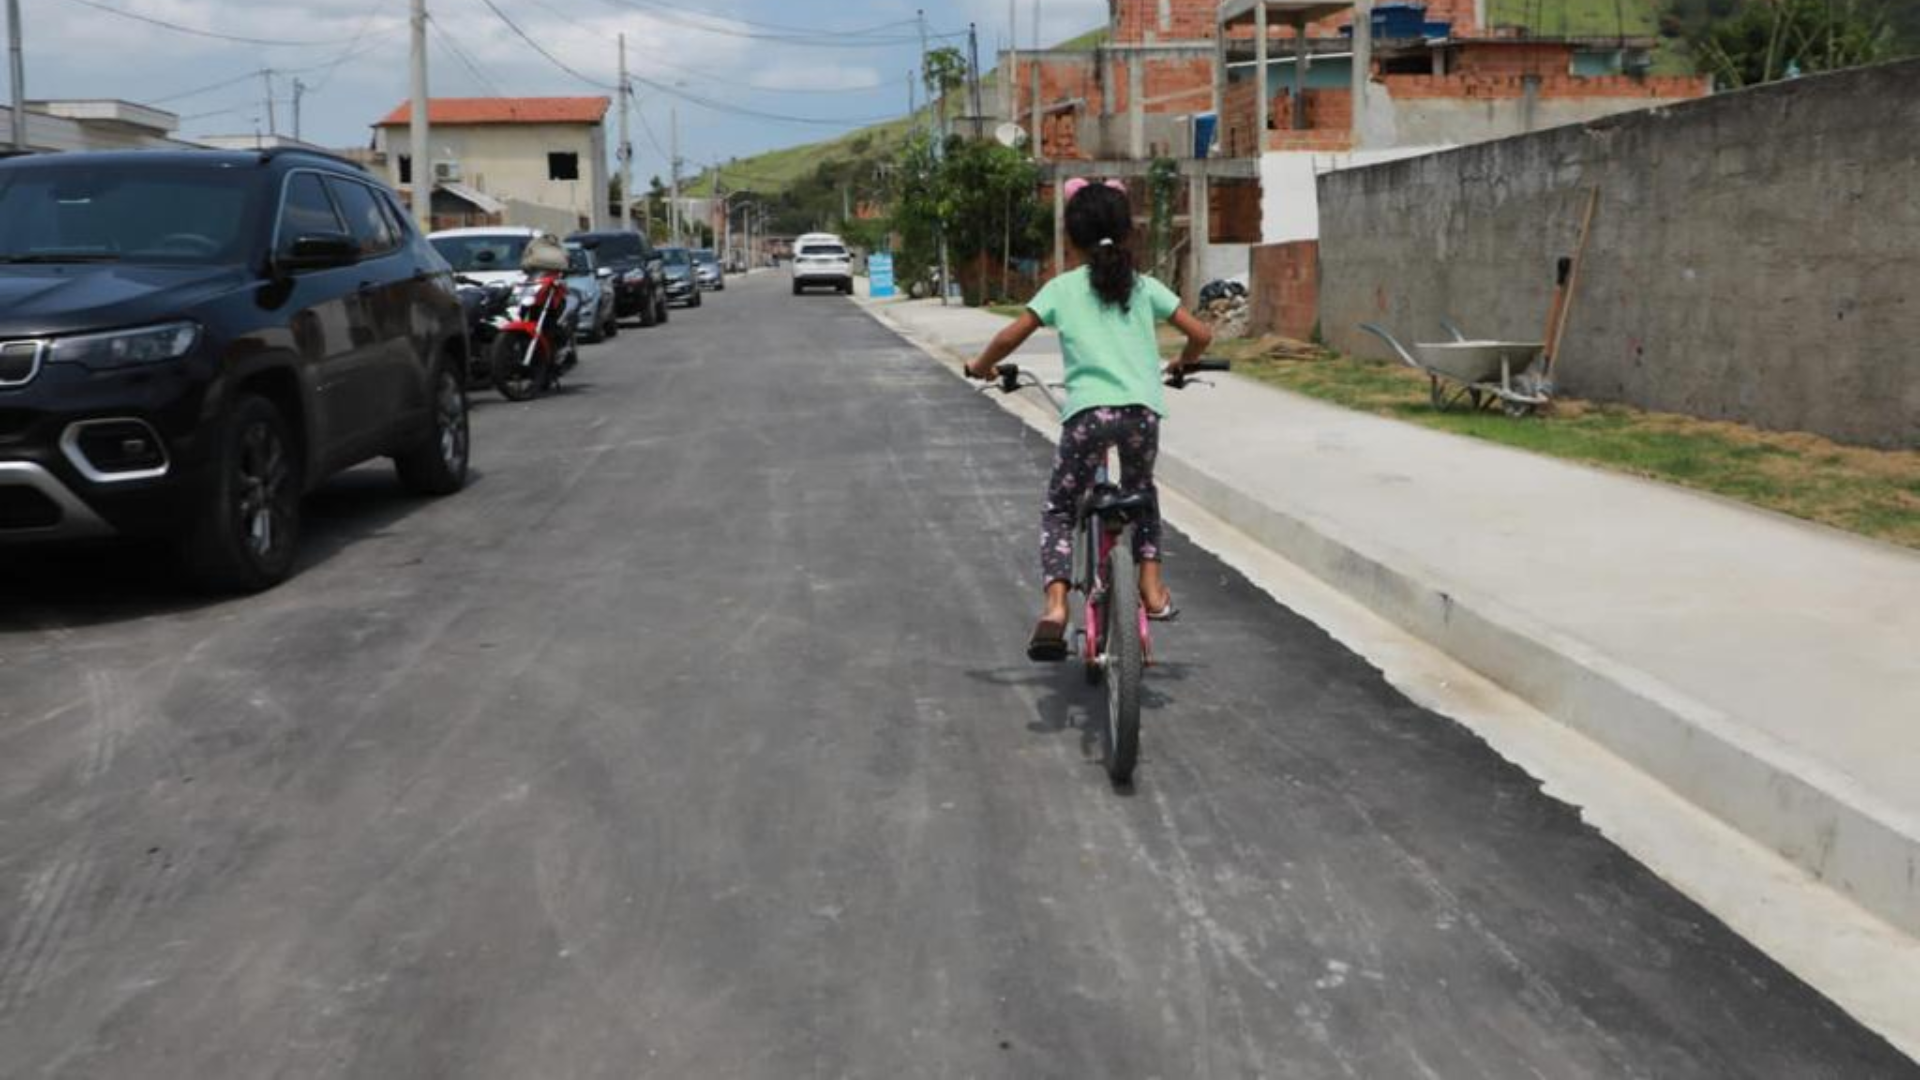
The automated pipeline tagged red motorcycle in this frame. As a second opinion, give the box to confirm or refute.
[487,268,579,402]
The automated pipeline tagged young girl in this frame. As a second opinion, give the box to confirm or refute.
[965,179,1213,662]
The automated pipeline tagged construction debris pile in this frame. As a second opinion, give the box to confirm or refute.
[1197,279,1251,340]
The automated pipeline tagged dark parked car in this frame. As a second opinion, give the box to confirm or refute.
[0,149,470,591]
[565,229,668,327]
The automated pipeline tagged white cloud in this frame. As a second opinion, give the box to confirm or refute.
[27,0,1035,167]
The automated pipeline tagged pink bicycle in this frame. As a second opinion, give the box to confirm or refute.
[991,358,1229,784]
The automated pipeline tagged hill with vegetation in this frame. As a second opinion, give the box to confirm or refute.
[693,0,1915,208]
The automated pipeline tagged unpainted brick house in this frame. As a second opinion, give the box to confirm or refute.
[995,0,1709,316]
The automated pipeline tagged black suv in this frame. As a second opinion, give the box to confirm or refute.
[566,230,668,327]
[0,149,471,591]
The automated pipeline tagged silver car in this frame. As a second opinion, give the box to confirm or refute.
[565,243,619,343]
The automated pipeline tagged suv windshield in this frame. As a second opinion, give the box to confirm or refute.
[431,234,530,273]
[659,248,690,267]
[566,246,592,274]
[571,233,644,266]
[0,164,262,265]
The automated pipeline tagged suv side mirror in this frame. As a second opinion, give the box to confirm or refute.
[277,233,358,273]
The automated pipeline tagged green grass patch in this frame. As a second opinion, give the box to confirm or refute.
[986,303,1029,320]
[1170,332,1920,550]
[1485,0,1660,35]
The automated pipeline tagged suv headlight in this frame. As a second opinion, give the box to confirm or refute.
[622,269,647,283]
[49,321,200,369]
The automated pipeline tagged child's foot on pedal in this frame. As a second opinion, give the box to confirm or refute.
[1027,618,1069,662]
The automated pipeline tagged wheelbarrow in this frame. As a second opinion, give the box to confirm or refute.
[1360,321,1551,417]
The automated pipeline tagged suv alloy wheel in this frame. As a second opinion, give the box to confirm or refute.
[394,358,470,495]
[180,394,301,591]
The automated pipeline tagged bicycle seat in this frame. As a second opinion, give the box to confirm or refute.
[1081,485,1155,520]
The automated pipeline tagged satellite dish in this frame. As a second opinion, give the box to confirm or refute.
[995,122,1029,149]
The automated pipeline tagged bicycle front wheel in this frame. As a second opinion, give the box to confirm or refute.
[1104,532,1144,785]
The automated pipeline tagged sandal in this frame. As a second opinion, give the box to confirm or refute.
[1027,619,1069,663]
[1145,592,1180,622]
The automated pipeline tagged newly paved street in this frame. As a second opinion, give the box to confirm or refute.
[1,274,1912,1078]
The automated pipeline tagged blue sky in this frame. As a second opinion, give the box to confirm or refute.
[33,0,1106,178]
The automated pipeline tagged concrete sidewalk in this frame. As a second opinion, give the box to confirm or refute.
[857,293,1920,946]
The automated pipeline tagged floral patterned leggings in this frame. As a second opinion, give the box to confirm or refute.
[1040,406,1162,585]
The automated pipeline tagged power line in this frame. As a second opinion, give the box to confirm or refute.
[429,17,504,96]
[150,70,263,105]
[53,0,365,46]
[472,0,924,128]
[149,28,396,108]
[590,0,948,48]
[470,0,617,88]
[302,2,402,94]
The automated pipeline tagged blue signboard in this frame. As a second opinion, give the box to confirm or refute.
[869,253,896,299]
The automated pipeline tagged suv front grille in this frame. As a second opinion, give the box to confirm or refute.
[0,340,44,386]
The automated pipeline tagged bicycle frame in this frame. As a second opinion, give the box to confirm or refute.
[1075,458,1153,672]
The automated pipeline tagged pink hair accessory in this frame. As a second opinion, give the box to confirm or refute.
[1063,177,1128,201]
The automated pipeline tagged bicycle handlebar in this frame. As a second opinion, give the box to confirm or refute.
[1164,357,1231,389]
[991,358,1231,398]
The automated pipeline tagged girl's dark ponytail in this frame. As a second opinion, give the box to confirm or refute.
[1065,183,1136,312]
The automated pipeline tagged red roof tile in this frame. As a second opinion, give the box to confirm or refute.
[376,97,610,127]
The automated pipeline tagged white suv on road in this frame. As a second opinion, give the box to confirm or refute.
[791,234,853,296]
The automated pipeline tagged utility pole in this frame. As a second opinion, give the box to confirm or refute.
[916,9,930,138]
[668,105,681,246]
[263,69,277,137]
[968,23,984,140]
[409,0,431,232]
[7,0,25,151]
[292,78,307,143]
[1008,0,1017,120]
[907,69,917,129]
[618,34,633,232]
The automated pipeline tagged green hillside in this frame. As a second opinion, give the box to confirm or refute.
[1486,0,1661,37]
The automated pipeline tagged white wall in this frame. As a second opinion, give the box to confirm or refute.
[0,106,198,153]
[1199,242,1252,285]
[1259,146,1451,244]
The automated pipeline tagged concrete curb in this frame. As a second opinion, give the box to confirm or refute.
[857,297,1920,944]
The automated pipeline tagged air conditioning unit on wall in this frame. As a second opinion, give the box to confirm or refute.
[433,160,461,182]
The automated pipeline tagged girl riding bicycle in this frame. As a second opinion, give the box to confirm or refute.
[965,179,1213,662]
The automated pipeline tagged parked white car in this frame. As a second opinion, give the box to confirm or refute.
[428,226,538,289]
[791,234,853,296]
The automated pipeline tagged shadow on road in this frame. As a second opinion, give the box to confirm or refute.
[0,466,474,632]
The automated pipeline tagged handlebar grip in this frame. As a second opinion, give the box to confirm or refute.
[996,363,1021,393]
[1189,358,1232,373]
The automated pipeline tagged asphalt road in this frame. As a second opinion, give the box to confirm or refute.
[1,274,1912,1079]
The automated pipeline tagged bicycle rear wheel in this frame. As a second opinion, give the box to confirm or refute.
[1104,531,1144,785]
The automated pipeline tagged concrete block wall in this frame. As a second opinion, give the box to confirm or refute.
[1384,73,1709,101]
[1250,240,1321,339]
[1317,59,1920,449]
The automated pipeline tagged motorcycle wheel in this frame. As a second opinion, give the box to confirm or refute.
[489,332,544,402]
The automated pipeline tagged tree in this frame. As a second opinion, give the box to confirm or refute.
[1687,0,1896,85]
[923,47,969,136]
[890,133,1048,302]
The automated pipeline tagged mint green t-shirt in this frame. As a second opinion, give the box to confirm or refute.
[1027,267,1181,420]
